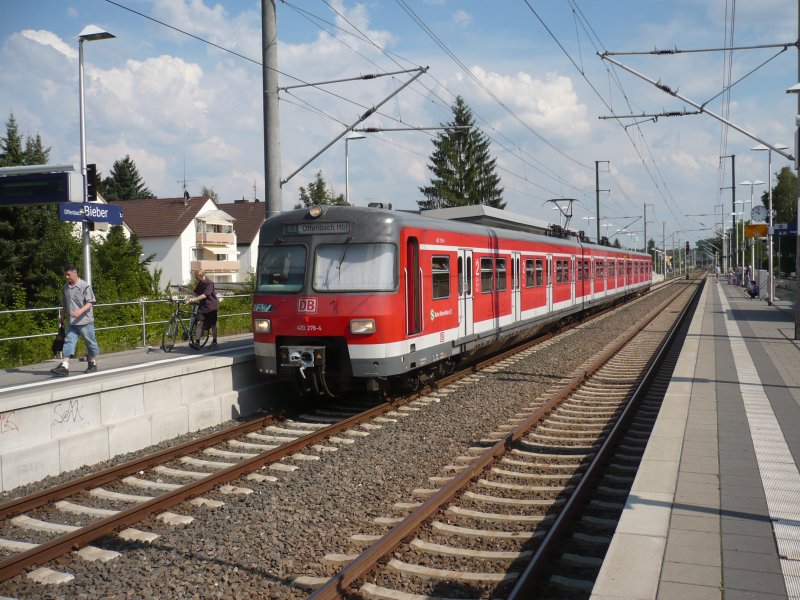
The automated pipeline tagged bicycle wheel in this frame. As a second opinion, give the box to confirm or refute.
[161,318,179,352]
[189,317,210,348]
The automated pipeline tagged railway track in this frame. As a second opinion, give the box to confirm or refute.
[0,278,682,589]
[302,277,702,600]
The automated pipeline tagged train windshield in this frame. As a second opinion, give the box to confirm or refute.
[256,245,307,293]
[313,243,397,292]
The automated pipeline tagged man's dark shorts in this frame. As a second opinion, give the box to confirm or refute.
[197,310,218,328]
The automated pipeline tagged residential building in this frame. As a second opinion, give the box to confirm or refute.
[109,196,239,288]
[218,199,266,281]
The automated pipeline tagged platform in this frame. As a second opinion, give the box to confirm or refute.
[592,278,800,599]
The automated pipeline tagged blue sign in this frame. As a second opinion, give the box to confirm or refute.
[58,202,123,225]
[774,224,797,237]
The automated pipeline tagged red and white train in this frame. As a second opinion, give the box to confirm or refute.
[252,205,651,395]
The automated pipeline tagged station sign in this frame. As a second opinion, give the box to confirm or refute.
[0,170,83,206]
[58,202,124,225]
[745,223,768,239]
[773,223,798,237]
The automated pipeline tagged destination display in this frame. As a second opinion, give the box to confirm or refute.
[283,222,350,235]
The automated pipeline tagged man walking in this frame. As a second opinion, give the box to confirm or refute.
[51,264,99,376]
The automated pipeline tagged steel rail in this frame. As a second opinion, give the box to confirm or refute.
[508,278,703,598]
[0,413,276,521]
[309,279,695,600]
[0,400,402,582]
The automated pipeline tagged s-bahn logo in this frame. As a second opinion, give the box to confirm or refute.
[297,297,318,313]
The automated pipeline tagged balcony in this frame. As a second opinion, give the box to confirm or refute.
[190,260,240,273]
[196,232,235,245]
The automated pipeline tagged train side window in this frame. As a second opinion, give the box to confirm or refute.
[495,258,507,291]
[555,260,563,284]
[584,260,590,280]
[432,256,450,300]
[467,257,472,295]
[609,261,615,277]
[576,260,582,281]
[457,256,463,295]
[535,258,543,286]
[595,260,603,279]
[480,257,493,293]
[525,259,535,287]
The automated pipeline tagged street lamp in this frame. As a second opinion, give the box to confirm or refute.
[739,179,765,285]
[752,144,789,305]
[78,24,115,286]
[785,82,800,339]
[344,132,365,205]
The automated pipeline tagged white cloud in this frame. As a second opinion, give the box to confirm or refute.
[21,29,77,60]
[469,66,590,139]
[453,10,473,27]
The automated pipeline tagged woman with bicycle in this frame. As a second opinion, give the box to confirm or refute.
[184,269,219,349]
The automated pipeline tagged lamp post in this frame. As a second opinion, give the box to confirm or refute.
[78,25,115,286]
[786,81,800,339]
[344,132,366,205]
[602,221,614,239]
[752,144,789,305]
[739,180,765,286]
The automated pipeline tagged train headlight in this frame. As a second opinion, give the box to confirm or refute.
[349,318,376,335]
[254,318,271,334]
[309,205,323,218]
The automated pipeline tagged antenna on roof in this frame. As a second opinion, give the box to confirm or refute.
[177,153,194,199]
[253,180,258,202]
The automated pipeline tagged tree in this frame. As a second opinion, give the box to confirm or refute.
[418,95,504,210]
[201,186,219,202]
[0,113,78,308]
[295,170,345,208]
[0,112,24,167]
[102,155,152,200]
[612,238,621,249]
[92,226,154,302]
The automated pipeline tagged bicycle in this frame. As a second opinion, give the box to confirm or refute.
[161,298,210,352]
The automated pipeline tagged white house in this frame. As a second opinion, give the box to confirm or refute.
[109,196,239,287]
[217,199,266,280]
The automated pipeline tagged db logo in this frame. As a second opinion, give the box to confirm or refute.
[297,297,317,313]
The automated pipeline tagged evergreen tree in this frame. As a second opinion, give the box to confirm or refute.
[0,112,24,167]
[92,226,154,302]
[102,155,152,200]
[295,170,345,208]
[23,134,50,165]
[418,96,504,210]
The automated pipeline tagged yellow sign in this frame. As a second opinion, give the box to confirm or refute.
[745,223,768,238]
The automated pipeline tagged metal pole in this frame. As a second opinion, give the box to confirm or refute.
[768,149,775,304]
[262,0,281,218]
[595,161,601,242]
[345,137,350,205]
[795,0,800,338]
[662,222,666,277]
[643,202,647,258]
[732,155,737,271]
[78,39,91,285]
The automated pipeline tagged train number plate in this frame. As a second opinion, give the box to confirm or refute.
[297,297,318,313]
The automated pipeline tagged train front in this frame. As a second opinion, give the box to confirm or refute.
[252,205,401,396]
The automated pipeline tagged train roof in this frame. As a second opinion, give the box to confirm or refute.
[260,205,651,258]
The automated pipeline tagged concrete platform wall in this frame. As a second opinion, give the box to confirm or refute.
[0,354,272,492]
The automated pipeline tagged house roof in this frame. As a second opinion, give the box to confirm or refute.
[218,200,266,245]
[109,196,210,238]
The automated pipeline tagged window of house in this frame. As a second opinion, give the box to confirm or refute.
[432,256,450,299]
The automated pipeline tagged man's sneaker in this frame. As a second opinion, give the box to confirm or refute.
[189,340,199,350]
[50,365,69,377]
[85,362,97,374]
[209,340,218,349]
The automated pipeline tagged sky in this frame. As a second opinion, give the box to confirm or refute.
[1,0,797,247]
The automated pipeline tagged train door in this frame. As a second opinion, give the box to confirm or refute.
[546,254,553,311]
[511,252,521,322]
[570,256,576,304]
[406,237,422,336]
[590,258,595,300]
[457,249,473,339]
